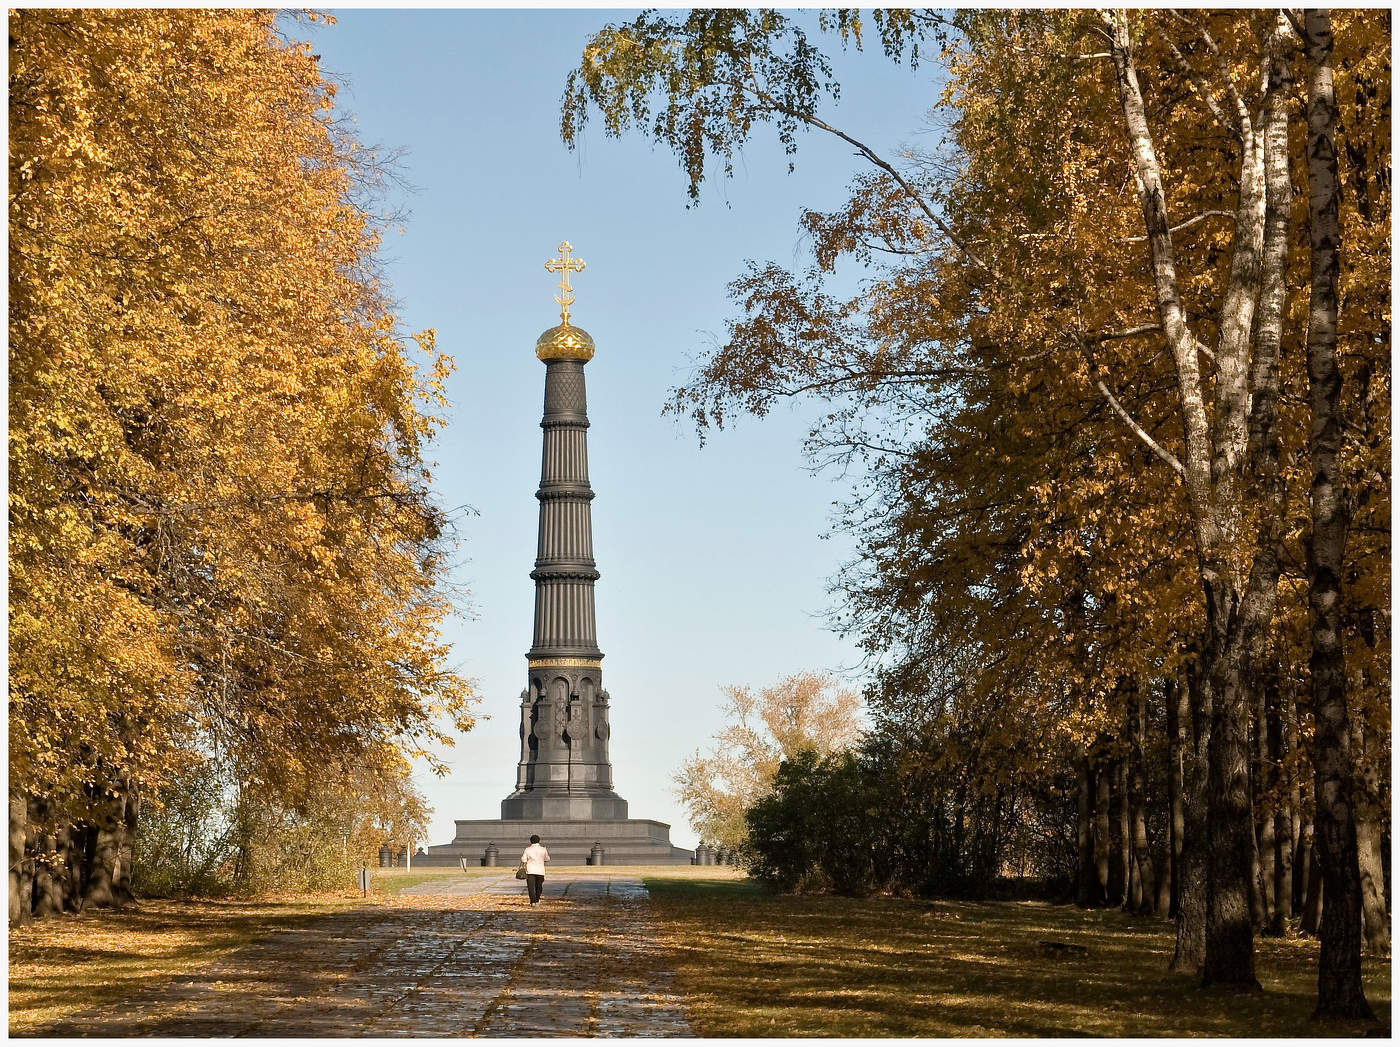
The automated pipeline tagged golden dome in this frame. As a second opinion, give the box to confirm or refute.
[535,322,595,362]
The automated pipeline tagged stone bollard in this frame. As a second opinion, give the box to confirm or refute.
[483,842,498,867]
[589,842,605,866]
[378,844,391,868]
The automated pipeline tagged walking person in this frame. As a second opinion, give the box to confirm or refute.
[521,834,549,906]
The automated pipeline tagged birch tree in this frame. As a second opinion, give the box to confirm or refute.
[561,6,1388,1008]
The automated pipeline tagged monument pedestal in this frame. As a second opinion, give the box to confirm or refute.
[417,817,692,866]
[500,790,629,821]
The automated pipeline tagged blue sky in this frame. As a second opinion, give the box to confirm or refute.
[305,9,944,849]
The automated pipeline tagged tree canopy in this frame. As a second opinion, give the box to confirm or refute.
[564,6,1389,1016]
[10,9,473,913]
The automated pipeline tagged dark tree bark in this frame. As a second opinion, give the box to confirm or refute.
[1296,815,1316,918]
[1114,757,1131,909]
[1172,661,1209,973]
[1300,8,1373,1022]
[1166,675,1186,919]
[9,794,31,926]
[82,781,126,910]
[114,775,139,906]
[52,820,78,913]
[1094,761,1111,906]
[1129,686,1156,915]
[1267,675,1290,935]
[28,796,63,919]
[1254,680,1275,933]
[1155,838,1173,916]
[1203,642,1259,988]
[1076,757,1098,908]
[1250,810,1269,931]
[1302,846,1324,937]
[1352,721,1389,955]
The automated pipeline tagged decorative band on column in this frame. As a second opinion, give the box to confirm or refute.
[528,657,602,669]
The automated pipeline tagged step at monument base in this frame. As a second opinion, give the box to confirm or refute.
[417,818,694,866]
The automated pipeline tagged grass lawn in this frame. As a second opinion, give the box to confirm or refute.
[7,897,349,1036]
[6,867,503,1034]
[366,864,505,894]
[642,877,1392,1038]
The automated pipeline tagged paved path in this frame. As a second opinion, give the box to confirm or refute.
[36,873,693,1037]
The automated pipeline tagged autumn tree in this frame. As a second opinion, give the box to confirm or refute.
[674,671,860,854]
[562,7,1388,1012]
[9,9,472,919]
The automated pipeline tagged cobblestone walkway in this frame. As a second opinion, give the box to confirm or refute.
[36,873,693,1037]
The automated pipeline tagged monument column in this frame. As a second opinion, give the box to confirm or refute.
[501,242,627,822]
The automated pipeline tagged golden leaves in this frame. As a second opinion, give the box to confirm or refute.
[10,10,472,816]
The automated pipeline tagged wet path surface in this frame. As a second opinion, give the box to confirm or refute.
[36,873,693,1037]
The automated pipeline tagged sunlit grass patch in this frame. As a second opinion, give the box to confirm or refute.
[367,864,504,895]
[643,882,1392,1038]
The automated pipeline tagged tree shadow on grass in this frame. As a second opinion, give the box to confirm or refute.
[646,884,1391,1038]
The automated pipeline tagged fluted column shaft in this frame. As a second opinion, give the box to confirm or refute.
[529,359,602,656]
[502,353,626,820]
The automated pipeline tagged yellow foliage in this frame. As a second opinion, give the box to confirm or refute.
[9,10,473,818]
[674,672,861,851]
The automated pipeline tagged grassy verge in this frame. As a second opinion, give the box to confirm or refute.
[7,866,523,1034]
[643,878,1392,1038]
[7,897,350,1036]
[364,865,505,895]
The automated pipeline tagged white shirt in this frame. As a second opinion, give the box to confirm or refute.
[521,843,550,875]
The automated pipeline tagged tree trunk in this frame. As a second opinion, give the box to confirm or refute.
[1250,822,1269,932]
[1352,721,1389,955]
[82,781,125,910]
[1356,807,1388,956]
[28,796,63,919]
[1155,837,1172,916]
[52,821,78,913]
[1255,680,1276,933]
[1105,8,1292,990]
[1296,815,1315,918]
[1202,634,1259,988]
[1302,846,1324,936]
[1114,757,1131,909]
[1172,660,1209,973]
[1094,761,1111,906]
[1166,674,1185,919]
[1300,9,1372,1022]
[1130,685,1156,915]
[9,794,31,926]
[114,775,139,906]
[1076,757,1098,908]
[1267,676,1290,935]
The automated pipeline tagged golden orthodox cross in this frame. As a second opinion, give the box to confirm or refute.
[544,241,586,326]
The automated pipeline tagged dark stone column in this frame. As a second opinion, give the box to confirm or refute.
[502,327,628,822]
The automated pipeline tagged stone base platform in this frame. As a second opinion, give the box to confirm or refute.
[417,818,693,867]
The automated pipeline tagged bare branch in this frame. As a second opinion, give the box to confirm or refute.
[1170,10,1251,130]
[742,63,1002,285]
[1075,323,1186,478]
[1157,29,1239,133]
[1121,209,1235,243]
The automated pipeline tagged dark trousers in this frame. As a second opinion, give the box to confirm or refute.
[526,873,544,903]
